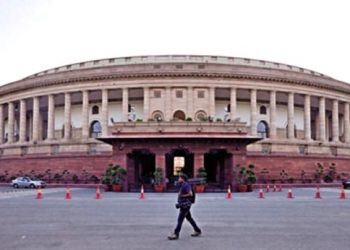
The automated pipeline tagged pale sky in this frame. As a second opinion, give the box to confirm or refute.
[1,0,350,86]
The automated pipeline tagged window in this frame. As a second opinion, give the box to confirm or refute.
[197,90,205,98]
[176,90,183,98]
[154,90,161,98]
[90,121,102,138]
[152,111,164,121]
[175,64,183,69]
[173,110,186,121]
[257,121,269,138]
[260,105,267,115]
[195,110,207,121]
[92,105,99,115]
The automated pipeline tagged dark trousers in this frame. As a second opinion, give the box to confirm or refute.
[174,207,201,236]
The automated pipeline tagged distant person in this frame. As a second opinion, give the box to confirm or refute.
[168,173,202,240]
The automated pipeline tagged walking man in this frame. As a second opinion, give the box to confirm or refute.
[168,173,202,240]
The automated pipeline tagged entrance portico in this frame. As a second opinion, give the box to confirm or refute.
[98,121,261,191]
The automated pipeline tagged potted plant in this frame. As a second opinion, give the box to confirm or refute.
[195,167,207,193]
[237,165,248,192]
[246,164,257,192]
[323,163,337,183]
[101,175,112,191]
[314,162,324,183]
[111,165,127,192]
[279,169,288,183]
[153,167,165,192]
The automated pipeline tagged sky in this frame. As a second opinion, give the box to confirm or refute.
[0,0,350,86]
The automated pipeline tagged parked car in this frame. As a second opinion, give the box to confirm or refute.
[343,179,350,189]
[11,177,46,189]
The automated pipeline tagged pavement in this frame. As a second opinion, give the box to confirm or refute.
[0,187,350,250]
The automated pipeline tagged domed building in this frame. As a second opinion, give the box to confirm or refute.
[0,55,349,190]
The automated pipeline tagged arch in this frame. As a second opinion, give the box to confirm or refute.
[259,105,267,115]
[173,110,186,121]
[257,120,269,138]
[152,110,164,122]
[92,105,99,115]
[194,110,208,122]
[90,120,102,138]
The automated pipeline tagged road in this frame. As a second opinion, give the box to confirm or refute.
[0,187,349,250]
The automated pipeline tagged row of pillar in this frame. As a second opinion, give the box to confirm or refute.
[0,88,349,144]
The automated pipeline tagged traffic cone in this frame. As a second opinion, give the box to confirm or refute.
[287,188,294,199]
[65,187,71,200]
[314,186,321,199]
[258,185,264,199]
[273,185,277,192]
[36,188,43,199]
[278,184,283,192]
[339,186,346,200]
[226,185,232,199]
[139,185,145,199]
[95,185,102,200]
[266,184,270,193]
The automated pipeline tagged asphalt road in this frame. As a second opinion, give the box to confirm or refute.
[0,187,349,250]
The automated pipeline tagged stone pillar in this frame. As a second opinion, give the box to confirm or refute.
[187,87,194,119]
[101,89,109,137]
[209,87,215,119]
[287,92,295,139]
[32,97,40,142]
[81,90,89,140]
[319,97,326,142]
[230,87,237,121]
[250,89,257,136]
[143,87,150,121]
[7,102,15,143]
[0,104,3,144]
[194,152,205,176]
[344,102,350,143]
[269,91,277,139]
[155,152,166,186]
[332,99,339,142]
[165,87,172,121]
[304,95,311,141]
[47,95,55,140]
[19,99,27,143]
[64,93,71,140]
[122,88,128,122]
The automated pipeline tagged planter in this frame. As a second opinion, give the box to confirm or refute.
[112,184,123,192]
[154,184,165,192]
[195,184,205,193]
[238,184,248,192]
[105,185,113,192]
[247,184,253,192]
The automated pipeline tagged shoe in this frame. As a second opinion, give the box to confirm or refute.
[168,233,179,240]
[191,231,201,237]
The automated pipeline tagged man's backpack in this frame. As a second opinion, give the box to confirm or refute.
[189,185,196,204]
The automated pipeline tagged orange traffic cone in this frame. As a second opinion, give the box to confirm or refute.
[278,184,283,192]
[287,188,294,199]
[315,186,321,199]
[339,186,346,200]
[139,185,145,199]
[65,187,71,200]
[258,186,264,199]
[226,185,232,199]
[36,188,43,199]
[273,185,277,192]
[266,184,270,193]
[95,185,102,200]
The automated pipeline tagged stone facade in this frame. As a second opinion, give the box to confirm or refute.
[1,55,350,188]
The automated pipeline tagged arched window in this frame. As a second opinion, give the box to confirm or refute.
[90,120,102,138]
[195,110,208,122]
[92,105,99,115]
[152,111,164,122]
[173,110,186,121]
[260,105,267,115]
[257,121,269,138]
